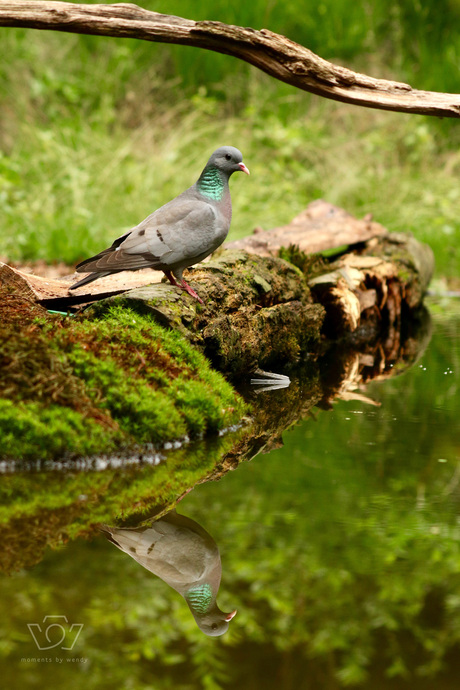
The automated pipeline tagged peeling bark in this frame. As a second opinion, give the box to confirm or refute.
[227,200,388,256]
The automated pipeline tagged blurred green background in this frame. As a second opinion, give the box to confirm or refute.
[0,0,459,275]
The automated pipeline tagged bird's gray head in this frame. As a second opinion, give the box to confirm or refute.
[205,146,250,177]
[194,608,238,637]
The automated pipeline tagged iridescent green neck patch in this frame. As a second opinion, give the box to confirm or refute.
[197,167,225,201]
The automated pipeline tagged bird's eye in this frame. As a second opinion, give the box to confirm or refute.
[212,623,218,630]
[225,154,232,161]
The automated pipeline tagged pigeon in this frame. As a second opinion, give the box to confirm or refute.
[69,146,250,304]
[100,510,237,637]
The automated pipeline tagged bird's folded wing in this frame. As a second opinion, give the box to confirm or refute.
[114,527,209,582]
[122,199,217,262]
[76,247,155,273]
[77,198,218,274]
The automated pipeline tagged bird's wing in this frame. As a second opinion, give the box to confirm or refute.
[107,525,214,584]
[76,197,219,275]
[75,229,153,273]
[121,197,219,265]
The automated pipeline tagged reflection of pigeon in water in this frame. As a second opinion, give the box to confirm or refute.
[101,510,237,636]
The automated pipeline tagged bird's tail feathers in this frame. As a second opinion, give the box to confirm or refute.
[69,271,112,291]
[99,525,122,548]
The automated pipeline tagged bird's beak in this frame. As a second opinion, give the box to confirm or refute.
[238,162,250,175]
[225,610,238,621]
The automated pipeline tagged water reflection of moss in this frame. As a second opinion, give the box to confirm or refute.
[0,432,244,574]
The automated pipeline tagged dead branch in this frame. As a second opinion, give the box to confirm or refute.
[1,1,460,117]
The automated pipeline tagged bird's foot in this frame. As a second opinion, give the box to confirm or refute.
[163,271,204,305]
[163,270,181,288]
[179,279,204,305]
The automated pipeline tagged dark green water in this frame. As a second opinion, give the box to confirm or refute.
[2,298,460,689]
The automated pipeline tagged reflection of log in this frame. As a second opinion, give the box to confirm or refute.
[1,1,460,117]
[0,298,432,571]
[204,301,432,482]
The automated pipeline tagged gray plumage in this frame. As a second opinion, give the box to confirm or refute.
[100,510,237,637]
[70,146,249,303]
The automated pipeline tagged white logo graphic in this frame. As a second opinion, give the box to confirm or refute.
[27,615,84,650]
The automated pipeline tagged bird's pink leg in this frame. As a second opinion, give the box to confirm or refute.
[163,270,204,305]
[179,278,204,305]
[163,270,180,287]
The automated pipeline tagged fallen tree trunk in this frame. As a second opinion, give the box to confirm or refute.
[1,1,460,117]
[0,200,434,465]
[0,200,390,310]
[86,231,433,376]
[2,202,434,376]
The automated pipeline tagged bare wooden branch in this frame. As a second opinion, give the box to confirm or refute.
[1,1,460,117]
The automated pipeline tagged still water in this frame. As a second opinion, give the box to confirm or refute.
[1,297,459,689]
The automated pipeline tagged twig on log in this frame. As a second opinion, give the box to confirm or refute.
[1,1,460,117]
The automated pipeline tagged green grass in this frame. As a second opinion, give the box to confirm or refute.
[0,2,459,276]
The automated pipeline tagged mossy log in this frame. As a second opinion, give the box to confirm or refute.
[88,251,325,377]
[0,201,434,466]
[83,203,433,377]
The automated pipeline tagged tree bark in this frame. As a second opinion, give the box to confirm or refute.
[1,1,460,117]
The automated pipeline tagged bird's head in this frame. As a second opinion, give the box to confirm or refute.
[207,146,250,176]
[194,607,238,637]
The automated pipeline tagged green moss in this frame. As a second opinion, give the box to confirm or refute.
[0,431,244,573]
[60,307,245,440]
[62,348,188,443]
[0,297,247,461]
[168,378,227,436]
[0,399,118,460]
[279,245,328,277]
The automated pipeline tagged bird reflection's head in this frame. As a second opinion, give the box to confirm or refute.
[195,608,237,637]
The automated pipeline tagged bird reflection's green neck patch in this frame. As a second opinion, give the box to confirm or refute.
[197,167,225,201]
[186,583,213,613]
